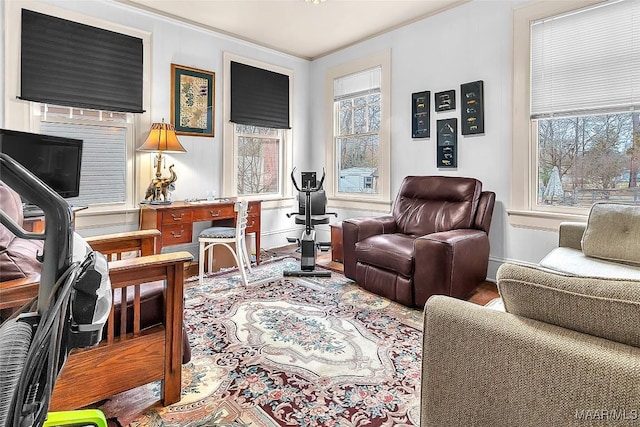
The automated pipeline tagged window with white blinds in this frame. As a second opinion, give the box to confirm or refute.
[531,0,640,118]
[39,106,130,206]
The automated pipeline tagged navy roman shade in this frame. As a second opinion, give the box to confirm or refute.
[230,61,290,129]
[20,9,144,113]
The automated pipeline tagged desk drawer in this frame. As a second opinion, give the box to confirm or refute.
[162,209,193,224]
[192,205,235,221]
[246,216,260,233]
[247,203,260,217]
[162,224,193,245]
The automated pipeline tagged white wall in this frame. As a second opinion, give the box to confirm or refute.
[1,0,561,272]
[309,0,559,279]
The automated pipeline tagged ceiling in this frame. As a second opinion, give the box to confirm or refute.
[120,0,467,60]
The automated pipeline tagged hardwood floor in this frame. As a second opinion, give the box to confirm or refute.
[268,244,500,307]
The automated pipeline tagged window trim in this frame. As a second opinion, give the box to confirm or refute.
[324,49,391,212]
[510,0,605,230]
[4,1,151,233]
[222,52,293,208]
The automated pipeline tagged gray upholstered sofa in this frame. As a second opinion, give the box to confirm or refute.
[421,203,640,426]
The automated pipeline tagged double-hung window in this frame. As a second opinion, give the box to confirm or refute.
[511,0,640,229]
[223,53,293,201]
[325,50,391,211]
[334,68,381,195]
[5,3,150,213]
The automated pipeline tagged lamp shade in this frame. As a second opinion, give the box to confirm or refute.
[138,121,186,153]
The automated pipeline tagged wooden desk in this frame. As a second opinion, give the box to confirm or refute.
[139,199,262,263]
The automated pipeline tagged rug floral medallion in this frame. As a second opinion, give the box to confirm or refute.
[99,259,424,426]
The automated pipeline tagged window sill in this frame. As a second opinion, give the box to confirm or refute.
[507,209,588,231]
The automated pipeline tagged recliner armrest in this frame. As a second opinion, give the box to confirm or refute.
[342,215,397,280]
[413,229,490,304]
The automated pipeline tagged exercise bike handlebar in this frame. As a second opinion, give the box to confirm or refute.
[290,167,325,193]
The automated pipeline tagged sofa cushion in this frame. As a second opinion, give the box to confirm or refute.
[497,262,640,348]
[582,202,640,265]
[355,233,415,276]
[540,247,640,280]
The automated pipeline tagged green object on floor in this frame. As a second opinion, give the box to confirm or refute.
[44,410,108,427]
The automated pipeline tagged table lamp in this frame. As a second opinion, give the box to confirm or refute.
[138,120,186,204]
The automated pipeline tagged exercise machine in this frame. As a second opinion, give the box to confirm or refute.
[0,153,110,427]
[284,168,332,278]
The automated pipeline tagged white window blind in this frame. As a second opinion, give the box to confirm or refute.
[531,0,640,118]
[41,121,127,206]
[333,67,381,101]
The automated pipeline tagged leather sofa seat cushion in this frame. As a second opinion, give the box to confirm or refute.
[582,202,640,265]
[355,233,415,277]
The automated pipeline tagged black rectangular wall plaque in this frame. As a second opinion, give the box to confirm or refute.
[412,91,430,138]
[437,118,457,168]
[435,89,456,112]
[460,80,484,135]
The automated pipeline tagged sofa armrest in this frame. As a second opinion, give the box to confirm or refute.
[413,229,489,304]
[422,295,640,427]
[85,229,161,259]
[558,221,585,250]
[342,215,396,279]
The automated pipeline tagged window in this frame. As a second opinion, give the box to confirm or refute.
[37,105,134,207]
[235,124,282,196]
[222,53,293,202]
[325,50,391,211]
[5,2,151,216]
[510,0,640,229]
[334,67,381,195]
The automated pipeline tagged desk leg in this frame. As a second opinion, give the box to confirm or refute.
[255,232,261,265]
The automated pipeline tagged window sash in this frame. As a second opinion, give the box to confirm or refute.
[531,0,640,118]
[39,106,131,207]
[235,125,283,196]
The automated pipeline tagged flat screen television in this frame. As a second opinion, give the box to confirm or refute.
[0,128,83,200]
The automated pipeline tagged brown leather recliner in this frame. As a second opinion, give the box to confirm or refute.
[342,176,495,308]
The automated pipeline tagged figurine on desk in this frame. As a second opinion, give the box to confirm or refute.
[144,165,177,205]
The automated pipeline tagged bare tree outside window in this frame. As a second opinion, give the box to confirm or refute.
[537,112,640,206]
[236,124,280,196]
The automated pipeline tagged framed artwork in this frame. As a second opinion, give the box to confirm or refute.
[171,64,215,137]
[412,91,430,138]
[460,80,484,135]
[435,90,456,112]
[437,118,457,168]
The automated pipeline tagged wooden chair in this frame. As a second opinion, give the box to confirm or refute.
[0,229,193,411]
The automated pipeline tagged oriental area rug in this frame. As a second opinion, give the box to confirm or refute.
[97,258,423,426]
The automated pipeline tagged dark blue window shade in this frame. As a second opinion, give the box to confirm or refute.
[20,9,144,113]
[231,61,290,129]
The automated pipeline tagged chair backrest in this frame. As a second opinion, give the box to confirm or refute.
[297,189,327,216]
[392,176,482,235]
[234,200,249,238]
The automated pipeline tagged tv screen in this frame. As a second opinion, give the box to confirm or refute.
[0,128,83,199]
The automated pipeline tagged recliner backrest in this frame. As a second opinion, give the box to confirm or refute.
[392,176,482,236]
